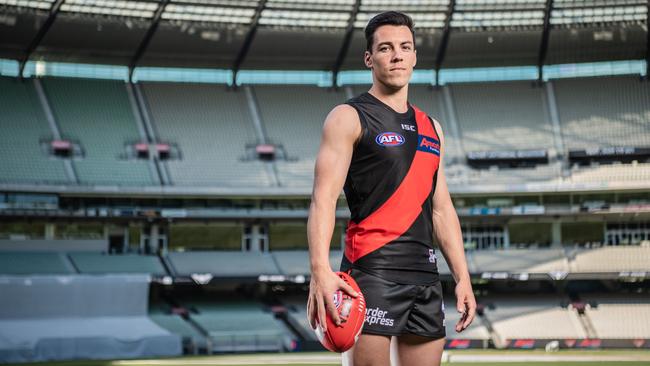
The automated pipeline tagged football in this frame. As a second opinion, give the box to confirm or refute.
[314,271,366,353]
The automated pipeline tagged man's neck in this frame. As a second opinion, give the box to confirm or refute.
[368,83,409,113]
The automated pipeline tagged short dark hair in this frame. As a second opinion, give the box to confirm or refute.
[365,11,415,52]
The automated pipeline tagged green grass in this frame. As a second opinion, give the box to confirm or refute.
[446,364,650,366]
[4,350,649,366]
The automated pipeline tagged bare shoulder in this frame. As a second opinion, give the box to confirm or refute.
[322,104,361,140]
[431,117,444,138]
[325,104,359,126]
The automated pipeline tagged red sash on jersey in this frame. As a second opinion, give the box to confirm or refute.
[344,105,441,263]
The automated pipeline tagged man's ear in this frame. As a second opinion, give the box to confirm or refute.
[413,48,417,68]
[364,50,372,68]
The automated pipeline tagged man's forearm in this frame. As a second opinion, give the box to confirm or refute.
[434,208,470,283]
[307,197,336,273]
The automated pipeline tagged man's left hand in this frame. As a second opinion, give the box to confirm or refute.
[454,280,476,332]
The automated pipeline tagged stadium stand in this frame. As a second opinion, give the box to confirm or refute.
[272,250,311,276]
[68,253,168,275]
[567,162,650,184]
[185,299,292,352]
[469,248,569,274]
[329,249,343,272]
[449,81,554,153]
[448,162,562,186]
[148,302,208,353]
[5,75,650,191]
[141,82,273,188]
[0,239,106,252]
[407,85,463,162]
[484,296,587,341]
[0,275,181,362]
[570,245,650,273]
[254,85,345,187]
[443,301,491,340]
[0,252,76,274]
[166,251,281,277]
[281,295,317,342]
[272,249,345,276]
[435,252,451,275]
[41,77,154,185]
[0,77,69,184]
[554,76,650,150]
[582,294,650,339]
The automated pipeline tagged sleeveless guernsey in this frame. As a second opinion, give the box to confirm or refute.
[340,92,442,285]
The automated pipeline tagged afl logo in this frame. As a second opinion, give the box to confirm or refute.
[375,132,405,146]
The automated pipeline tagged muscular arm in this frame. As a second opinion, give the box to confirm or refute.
[431,120,476,332]
[307,104,361,331]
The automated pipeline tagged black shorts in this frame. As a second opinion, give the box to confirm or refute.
[349,268,446,339]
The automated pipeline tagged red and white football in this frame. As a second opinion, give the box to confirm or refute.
[314,271,366,353]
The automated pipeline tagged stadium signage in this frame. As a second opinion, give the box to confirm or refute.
[569,146,650,165]
[258,274,287,282]
[466,149,548,168]
[501,338,650,350]
[481,272,509,279]
[633,339,646,348]
[190,273,213,285]
[618,271,647,279]
[467,150,547,160]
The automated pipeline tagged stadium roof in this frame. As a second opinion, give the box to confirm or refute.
[0,0,647,74]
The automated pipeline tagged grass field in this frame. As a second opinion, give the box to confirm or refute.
[5,350,650,366]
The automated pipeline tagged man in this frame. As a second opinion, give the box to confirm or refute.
[307,11,476,366]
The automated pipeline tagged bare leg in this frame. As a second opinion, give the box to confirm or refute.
[342,333,392,366]
[394,334,445,366]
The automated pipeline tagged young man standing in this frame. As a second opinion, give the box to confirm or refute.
[307,11,476,365]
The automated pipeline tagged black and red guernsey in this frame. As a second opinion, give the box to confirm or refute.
[340,92,442,285]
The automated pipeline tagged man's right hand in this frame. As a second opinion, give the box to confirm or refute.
[307,268,359,333]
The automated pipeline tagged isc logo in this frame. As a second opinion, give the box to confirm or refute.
[375,132,405,146]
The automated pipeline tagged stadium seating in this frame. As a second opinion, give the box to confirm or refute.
[0,77,69,184]
[68,252,168,275]
[449,81,554,153]
[149,302,208,352]
[554,76,650,150]
[566,162,650,184]
[0,252,76,274]
[407,85,464,162]
[435,251,452,275]
[254,85,345,187]
[484,296,587,341]
[4,75,650,191]
[582,294,650,339]
[272,249,344,276]
[142,82,273,188]
[41,77,154,185]
[443,302,490,340]
[0,239,106,252]
[185,300,292,352]
[166,251,281,277]
[570,246,650,273]
[281,295,317,341]
[469,248,569,273]
[0,275,181,363]
[447,162,562,186]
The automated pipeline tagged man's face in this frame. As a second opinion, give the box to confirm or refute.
[364,25,417,90]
